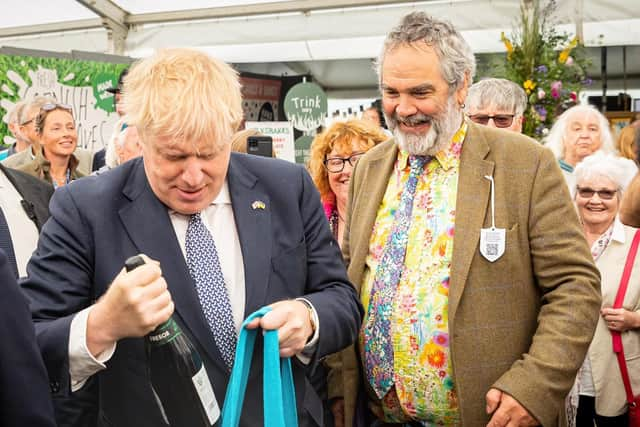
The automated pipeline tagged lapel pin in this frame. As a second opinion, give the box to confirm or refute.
[251,200,266,210]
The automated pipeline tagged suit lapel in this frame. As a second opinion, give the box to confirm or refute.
[349,141,398,296]
[118,160,228,371]
[226,155,272,318]
[449,122,495,323]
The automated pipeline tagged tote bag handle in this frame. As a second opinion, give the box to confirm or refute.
[221,306,298,427]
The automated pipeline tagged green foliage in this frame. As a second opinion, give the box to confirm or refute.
[498,0,591,139]
[0,54,126,145]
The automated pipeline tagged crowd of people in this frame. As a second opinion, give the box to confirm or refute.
[2,10,640,427]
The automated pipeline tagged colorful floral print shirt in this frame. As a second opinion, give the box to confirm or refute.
[360,123,467,424]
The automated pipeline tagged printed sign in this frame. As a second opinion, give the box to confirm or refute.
[240,76,282,123]
[0,53,127,151]
[283,82,327,132]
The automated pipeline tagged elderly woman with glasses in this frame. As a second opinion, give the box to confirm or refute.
[565,152,640,427]
[309,119,388,245]
[544,104,616,198]
[15,103,83,188]
[465,78,528,133]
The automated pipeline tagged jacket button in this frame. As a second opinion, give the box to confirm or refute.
[50,381,60,393]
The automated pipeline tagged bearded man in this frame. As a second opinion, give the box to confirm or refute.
[331,12,602,427]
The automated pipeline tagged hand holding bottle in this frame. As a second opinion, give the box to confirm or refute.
[86,254,174,357]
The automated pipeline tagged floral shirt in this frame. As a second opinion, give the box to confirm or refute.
[360,124,467,424]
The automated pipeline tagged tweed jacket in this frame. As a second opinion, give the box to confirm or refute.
[337,121,602,427]
[588,221,640,416]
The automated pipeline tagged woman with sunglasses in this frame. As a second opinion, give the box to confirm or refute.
[565,152,640,427]
[16,103,84,188]
[307,119,388,427]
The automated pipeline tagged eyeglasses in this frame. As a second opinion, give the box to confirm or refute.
[576,187,618,200]
[20,118,34,126]
[323,152,365,173]
[467,114,515,128]
[41,103,72,112]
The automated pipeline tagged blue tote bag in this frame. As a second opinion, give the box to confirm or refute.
[221,306,298,427]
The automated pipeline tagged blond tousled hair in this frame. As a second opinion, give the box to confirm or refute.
[309,119,389,203]
[123,48,243,151]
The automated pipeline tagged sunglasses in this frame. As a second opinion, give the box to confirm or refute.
[41,103,73,112]
[576,187,618,200]
[468,114,515,128]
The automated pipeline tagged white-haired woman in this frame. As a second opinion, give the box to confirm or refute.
[544,105,616,198]
[94,125,142,175]
[566,152,640,427]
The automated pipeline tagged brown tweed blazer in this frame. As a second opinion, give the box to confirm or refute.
[336,121,602,427]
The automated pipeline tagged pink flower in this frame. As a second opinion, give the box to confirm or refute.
[565,56,574,66]
[550,81,562,99]
[570,91,578,102]
[537,89,546,99]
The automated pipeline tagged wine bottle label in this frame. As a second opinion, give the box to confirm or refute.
[148,318,182,346]
[192,365,220,425]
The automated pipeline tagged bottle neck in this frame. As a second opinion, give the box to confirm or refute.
[147,317,182,346]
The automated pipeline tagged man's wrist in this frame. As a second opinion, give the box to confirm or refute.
[296,298,317,341]
[86,302,117,356]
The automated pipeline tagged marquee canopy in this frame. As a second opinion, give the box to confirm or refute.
[1,0,639,95]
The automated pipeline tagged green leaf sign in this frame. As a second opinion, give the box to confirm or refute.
[284,82,327,132]
[92,72,118,113]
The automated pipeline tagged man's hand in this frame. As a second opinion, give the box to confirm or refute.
[86,259,174,357]
[486,388,538,427]
[331,398,345,427]
[245,300,314,357]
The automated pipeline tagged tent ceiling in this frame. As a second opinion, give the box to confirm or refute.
[1,1,639,96]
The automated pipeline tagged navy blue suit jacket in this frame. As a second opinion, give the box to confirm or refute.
[0,249,56,427]
[22,154,362,427]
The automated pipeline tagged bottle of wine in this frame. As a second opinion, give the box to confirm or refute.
[125,255,220,427]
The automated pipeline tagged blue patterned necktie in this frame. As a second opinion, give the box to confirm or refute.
[0,205,18,279]
[363,155,428,398]
[186,212,237,369]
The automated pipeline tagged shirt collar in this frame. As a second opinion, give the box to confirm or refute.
[559,159,574,173]
[397,121,467,171]
[611,216,626,244]
[214,180,231,204]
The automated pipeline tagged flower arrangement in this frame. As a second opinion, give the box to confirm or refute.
[499,0,591,139]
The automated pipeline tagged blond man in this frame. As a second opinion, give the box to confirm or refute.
[21,48,362,427]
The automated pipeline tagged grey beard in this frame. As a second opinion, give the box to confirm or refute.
[387,98,462,156]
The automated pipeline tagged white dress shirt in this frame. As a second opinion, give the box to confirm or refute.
[69,180,318,391]
[0,169,40,277]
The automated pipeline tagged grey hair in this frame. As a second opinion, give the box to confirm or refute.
[574,151,638,195]
[465,78,527,116]
[19,95,56,125]
[543,104,615,160]
[8,101,27,125]
[105,126,127,168]
[375,12,476,92]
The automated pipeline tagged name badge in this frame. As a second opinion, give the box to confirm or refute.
[480,227,505,262]
[481,175,505,262]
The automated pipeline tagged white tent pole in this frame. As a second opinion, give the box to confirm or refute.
[76,0,129,54]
